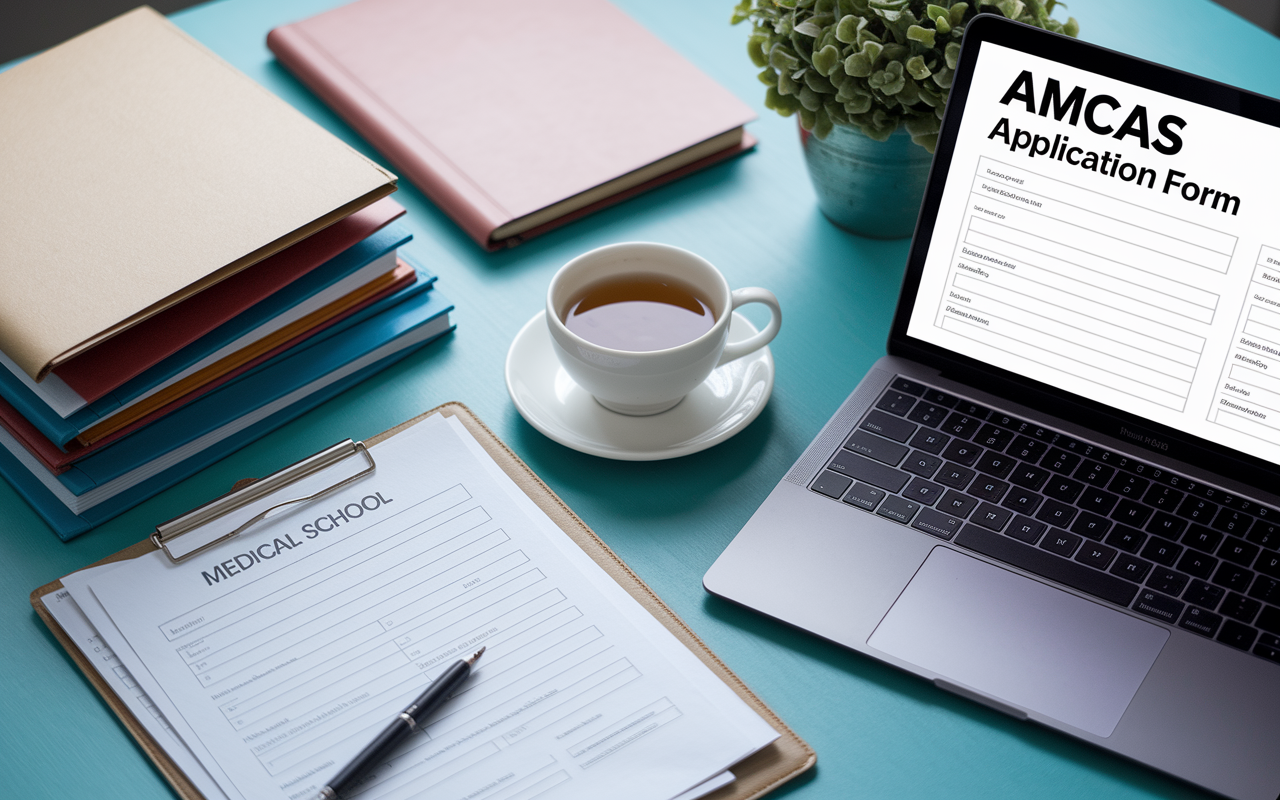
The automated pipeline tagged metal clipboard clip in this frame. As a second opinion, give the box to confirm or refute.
[151,439,376,563]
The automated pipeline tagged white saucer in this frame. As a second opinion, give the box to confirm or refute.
[506,311,775,460]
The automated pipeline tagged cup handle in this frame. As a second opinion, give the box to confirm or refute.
[716,287,781,367]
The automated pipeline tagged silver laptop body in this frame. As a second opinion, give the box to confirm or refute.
[705,17,1280,800]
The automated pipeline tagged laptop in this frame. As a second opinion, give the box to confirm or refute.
[704,15,1280,800]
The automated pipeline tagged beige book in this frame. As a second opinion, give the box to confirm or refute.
[0,6,397,381]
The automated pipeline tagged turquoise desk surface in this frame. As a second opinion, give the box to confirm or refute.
[3,1,1277,797]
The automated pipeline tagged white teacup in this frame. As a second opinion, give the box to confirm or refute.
[546,242,781,416]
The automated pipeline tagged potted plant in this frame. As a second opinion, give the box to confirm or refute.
[732,0,1078,237]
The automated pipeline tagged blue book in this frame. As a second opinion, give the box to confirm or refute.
[0,287,454,540]
[0,223,416,447]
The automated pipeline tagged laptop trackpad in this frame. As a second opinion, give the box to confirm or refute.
[868,547,1169,737]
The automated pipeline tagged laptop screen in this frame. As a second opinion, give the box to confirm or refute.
[899,18,1280,473]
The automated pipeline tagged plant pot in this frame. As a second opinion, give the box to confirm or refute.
[799,122,933,239]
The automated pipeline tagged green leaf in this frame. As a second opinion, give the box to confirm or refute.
[944,41,961,69]
[778,70,800,96]
[757,67,779,86]
[835,14,861,43]
[949,2,969,24]
[862,40,883,62]
[769,42,801,71]
[798,106,818,130]
[793,20,824,37]
[906,24,936,48]
[905,55,931,80]
[844,52,873,77]
[1064,16,1079,37]
[813,106,835,138]
[813,43,842,75]
[935,15,951,34]
[747,35,770,67]
[798,85,823,111]
[804,69,836,93]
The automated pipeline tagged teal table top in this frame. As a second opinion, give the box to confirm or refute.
[3,1,1277,798]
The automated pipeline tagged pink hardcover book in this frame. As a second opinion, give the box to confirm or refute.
[267,0,756,250]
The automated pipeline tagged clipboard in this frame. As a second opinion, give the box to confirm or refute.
[31,402,815,800]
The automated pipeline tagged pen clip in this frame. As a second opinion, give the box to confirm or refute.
[151,439,376,563]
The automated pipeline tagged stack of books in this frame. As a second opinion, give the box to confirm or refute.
[0,8,454,539]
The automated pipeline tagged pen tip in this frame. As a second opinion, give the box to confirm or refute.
[466,646,485,665]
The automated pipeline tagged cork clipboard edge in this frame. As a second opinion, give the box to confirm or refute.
[31,402,814,800]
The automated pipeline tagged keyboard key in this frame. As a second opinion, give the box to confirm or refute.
[1007,515,1046,544]
[1212,507,1253,537]
[1078,487,1119,516]
[1178,606,1223,638]
[902,451,944,479]
[975,451,1015,479]
[1076,541,1117,569]
[812,471,852,500]
[922,388,958,407]
[972,502,1012,532]
[1221,592,1261,624]
[1256,605,1280,636]
[1143,483,1184,512]
[954,400,991,419]
[954,525,1139,607]
[1175,549,1217,579]
[1042,448,1082,475]
[1111,554,1153,583]
[860,410,917,443]
[1009,464,1050,492]
[988,412,1028,432]
[909,427,950,454]
[1255,633,1280,663]
[1184,580,1224,610]
[876,390,916,416]
[1219,537,1260,567]
[1183,524,1223,554]
[1146,567,1188,596]
[940,412,983,440]
[844,430,909,465]
[1217,620,1257,651]
[1006,436,1048,463]
[970,477,1010,502]
[1176,495,1218,524]
[1075,460,1115,487]
[1140,538,1183,567]
[1247,517,1280,550]
[1070,512,1112,541]
[1034,499,1076,528]
[1109,472,1149,499]
[1213,562,1253,592]
[1001,487,1043,515]
[876,495,920,524]
[827,450,911,493]
[935,463,976,490]
[1042,475,1083,503]
[1250,575,1280,606]
[1132,589,1183,624]
[938,490,978,518]
[1145,511,1186,541]
[911,507,963,540]
[975,423,1015,451]
[1255,551,1280,579]
[842,482,886,511]
[903,477,946,506]
[1105,525,1146,554]
[1111,498,1152,528]
[907,402,950,428]
[1041,529,1082,558]
[941,440,982,466]
[890,377,926,396]
[1031,425,1067,443]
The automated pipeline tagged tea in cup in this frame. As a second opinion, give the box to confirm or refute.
[546,242,780,415]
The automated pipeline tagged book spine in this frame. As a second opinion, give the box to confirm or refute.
[267,25,509,250]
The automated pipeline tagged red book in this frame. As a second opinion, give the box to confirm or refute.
[267,0,755,250]
[52,197,406,403]
[1,260,417,474]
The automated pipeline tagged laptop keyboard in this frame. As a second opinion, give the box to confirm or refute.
[811,376,1280,665]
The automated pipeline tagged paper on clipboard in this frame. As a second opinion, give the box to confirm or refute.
[67,414,777,800]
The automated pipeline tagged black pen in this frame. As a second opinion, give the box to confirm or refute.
[317,647,485,800]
